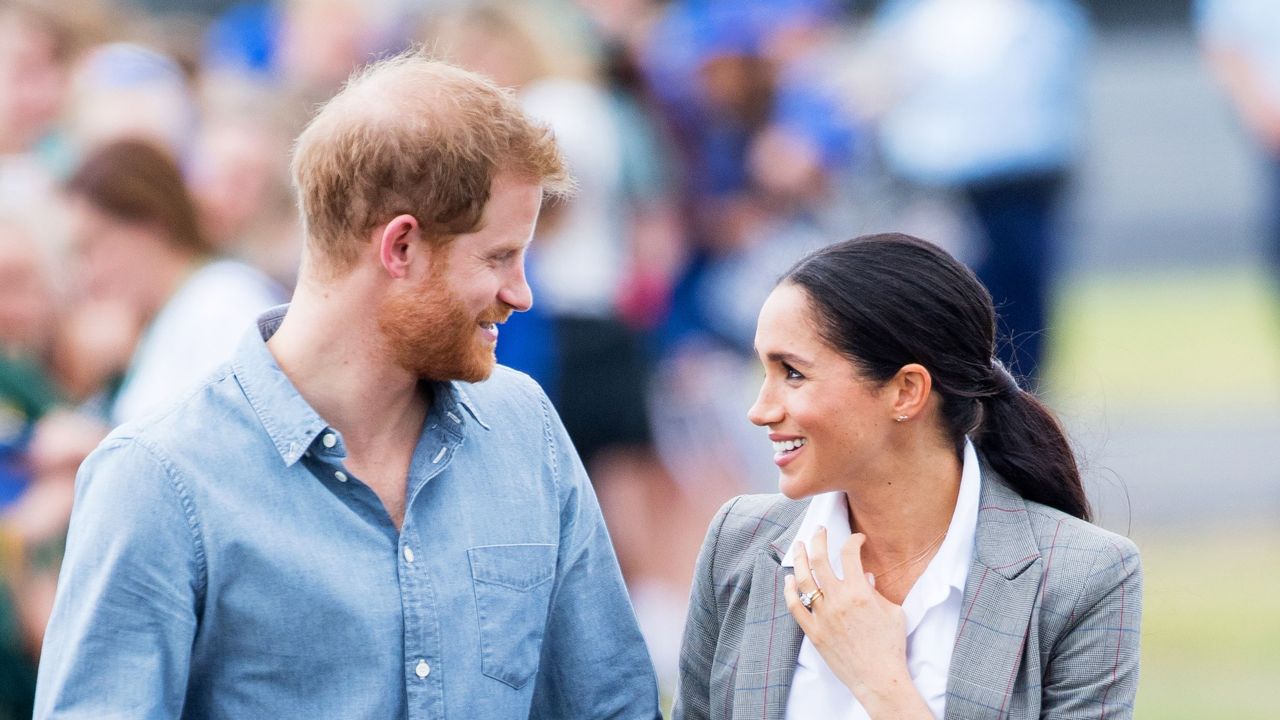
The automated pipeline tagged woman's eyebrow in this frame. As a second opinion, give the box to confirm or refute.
[759,350,814,367]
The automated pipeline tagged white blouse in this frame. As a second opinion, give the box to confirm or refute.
[781,439,981,720]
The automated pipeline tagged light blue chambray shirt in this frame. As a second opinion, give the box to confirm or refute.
[34,306,661,719]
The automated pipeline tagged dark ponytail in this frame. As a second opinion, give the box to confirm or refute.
[783,233,1090,520]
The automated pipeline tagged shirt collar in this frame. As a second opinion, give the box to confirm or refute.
[232,305,489,468]
[780,491,850,572]
[451,384,490,430]
[779,437,982,632]
[899,437,981,635]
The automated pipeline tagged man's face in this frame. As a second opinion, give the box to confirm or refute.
[377,173,541,382]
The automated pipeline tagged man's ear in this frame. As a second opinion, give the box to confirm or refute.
[377,214,421,279]
[889,363,933,422]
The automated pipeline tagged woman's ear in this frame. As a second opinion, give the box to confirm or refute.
[888,363,932,422]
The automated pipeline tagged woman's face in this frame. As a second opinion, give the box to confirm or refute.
[68,197,170,313]
[748,283,897,499]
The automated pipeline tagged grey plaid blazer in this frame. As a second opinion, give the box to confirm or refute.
[673,467,1141,719]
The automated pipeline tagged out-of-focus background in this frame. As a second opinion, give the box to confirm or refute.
[1,0,1277,717]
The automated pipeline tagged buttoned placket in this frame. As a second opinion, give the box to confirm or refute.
[295,392,470,718]
[400,399,467,719]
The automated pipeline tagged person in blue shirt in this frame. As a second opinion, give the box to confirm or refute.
[33,54,661,719]
[873,0,1090,385]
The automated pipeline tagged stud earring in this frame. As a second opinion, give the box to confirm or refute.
[894,415,909,423]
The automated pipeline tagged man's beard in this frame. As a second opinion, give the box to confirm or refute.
[376,278,510,383]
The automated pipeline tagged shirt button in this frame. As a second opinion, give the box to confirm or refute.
[415,659,430,678]
[322,433,337,448]
[334,470,348,483]
[403,546,415,563]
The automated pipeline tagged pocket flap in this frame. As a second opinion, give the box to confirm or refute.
[467,544,556,591]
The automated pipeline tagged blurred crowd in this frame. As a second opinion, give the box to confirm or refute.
[6,0,1220,712]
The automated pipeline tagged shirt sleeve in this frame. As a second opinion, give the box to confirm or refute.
[1040,536,1143,719]
[34,435,203,719]
[525,389,661,720]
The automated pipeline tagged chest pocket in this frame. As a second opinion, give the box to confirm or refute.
[467,543,557,689]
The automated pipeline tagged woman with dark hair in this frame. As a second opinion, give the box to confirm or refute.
[62,138,283,425]
[674,233,1140,719]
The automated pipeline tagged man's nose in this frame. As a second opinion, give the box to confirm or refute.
[500,268,533,312]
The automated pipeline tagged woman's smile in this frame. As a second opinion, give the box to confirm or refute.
[770,434,809,466]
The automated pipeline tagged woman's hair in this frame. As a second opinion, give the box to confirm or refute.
[782,232,1090,520]
[66,138,211,256]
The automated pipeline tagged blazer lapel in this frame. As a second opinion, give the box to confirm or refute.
[945,467,1044,719]
[731,514,807,719]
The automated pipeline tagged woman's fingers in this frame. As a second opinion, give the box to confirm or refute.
[792,540,818,592]
[783,574,816,633]
[841,532,868,583]
[809,526,836,587]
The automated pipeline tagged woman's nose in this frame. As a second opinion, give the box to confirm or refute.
[747,384,781,427]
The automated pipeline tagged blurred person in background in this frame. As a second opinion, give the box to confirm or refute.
[0,0,74,170]
[203,0,411,106]
[570,0,689,331]
[869,0,1090,385]
[641,0,857,269]
[10,143,283,679]
[674,234,1141,719]
[0,218,64,720]
[1198,1,1280,279]
[428,2,704,689]
[0,219,61,509]
[64,42,200,162]
[0,0,93,234]
[188,82,304,288]
[60,138,284,428]
[635,0,862,507]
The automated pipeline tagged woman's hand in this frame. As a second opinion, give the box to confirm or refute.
[784,527,933,719]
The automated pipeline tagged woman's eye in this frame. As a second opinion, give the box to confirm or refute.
[783,363,804,381]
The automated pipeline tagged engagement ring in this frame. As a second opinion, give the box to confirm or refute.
[798,588,823,609]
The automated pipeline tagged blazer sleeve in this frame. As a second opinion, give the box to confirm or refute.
[1041,536,1143,719]
[671,497,739,720]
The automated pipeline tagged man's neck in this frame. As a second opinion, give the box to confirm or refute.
[266,278,428,458]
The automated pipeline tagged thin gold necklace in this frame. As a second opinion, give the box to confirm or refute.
[864,528,948,581]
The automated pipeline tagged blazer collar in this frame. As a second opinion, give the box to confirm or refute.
[945,462,1044,719]
[729,499,808,718]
